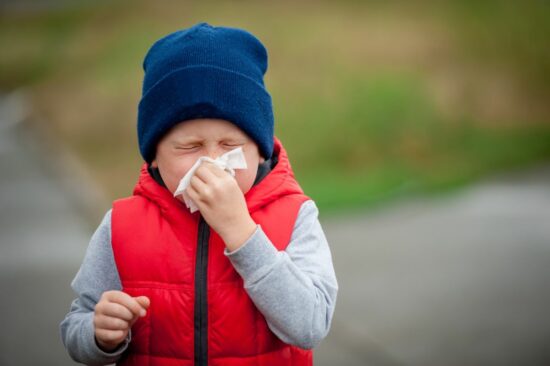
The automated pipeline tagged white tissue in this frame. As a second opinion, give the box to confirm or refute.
[173,147,248,213]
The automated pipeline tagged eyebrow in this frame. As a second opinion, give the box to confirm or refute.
[171,134,246,144]
[221,136,246,143]
[170,136,203,145]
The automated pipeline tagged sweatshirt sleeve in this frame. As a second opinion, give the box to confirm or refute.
[225,199,339,349]
[59,209,130,365]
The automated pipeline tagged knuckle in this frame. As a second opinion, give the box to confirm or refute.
[212,179,222,189]
[202,187,212,199]
[212,180,224,193]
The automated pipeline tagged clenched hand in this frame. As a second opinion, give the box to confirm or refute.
[185,162,257,252]
[94,290,150,352]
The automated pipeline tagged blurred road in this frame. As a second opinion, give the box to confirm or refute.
[316,164,550,366]
[1,93,549,365]
[0,93,91,365]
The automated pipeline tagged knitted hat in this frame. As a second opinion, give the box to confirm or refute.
[137,22,274,163]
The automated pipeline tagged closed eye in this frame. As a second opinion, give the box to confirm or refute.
[222,142,244,147]
[175,145,200,150]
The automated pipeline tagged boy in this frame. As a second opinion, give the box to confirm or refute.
[60,22,338,366]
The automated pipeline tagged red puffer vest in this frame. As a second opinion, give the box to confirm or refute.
[111,138,313,366]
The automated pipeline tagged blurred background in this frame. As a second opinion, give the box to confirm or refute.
[0,0,549,365]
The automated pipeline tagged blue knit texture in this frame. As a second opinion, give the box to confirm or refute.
[137,22,274,163]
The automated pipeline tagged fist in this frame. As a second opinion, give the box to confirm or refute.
[186,162,257,251]
[94,290,150,352]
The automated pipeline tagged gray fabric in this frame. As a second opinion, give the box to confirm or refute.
[60,200,338,364]
[60,211,130,365]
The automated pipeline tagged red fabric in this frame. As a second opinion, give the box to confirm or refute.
[111,138,313,365]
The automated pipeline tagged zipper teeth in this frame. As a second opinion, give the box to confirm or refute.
[195,217,209,366]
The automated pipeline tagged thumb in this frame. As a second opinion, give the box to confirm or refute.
[134,296,150,312]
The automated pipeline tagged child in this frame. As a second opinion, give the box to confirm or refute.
[60,22,338,366]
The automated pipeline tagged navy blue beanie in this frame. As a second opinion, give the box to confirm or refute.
[137,22,274,163]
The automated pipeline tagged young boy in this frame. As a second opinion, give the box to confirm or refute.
[60,22,338,366]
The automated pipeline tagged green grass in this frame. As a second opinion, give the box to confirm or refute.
[279,72,550,210]
[1,0,549,213]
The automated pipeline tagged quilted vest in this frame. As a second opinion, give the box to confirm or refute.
[111,138,313,365]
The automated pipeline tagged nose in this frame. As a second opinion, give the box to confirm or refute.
[204,144,223,159]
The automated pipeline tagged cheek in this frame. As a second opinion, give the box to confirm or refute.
[235,167,258,194]
[236,146,262,193]
[158,158,196,194]
[235,154,261,193]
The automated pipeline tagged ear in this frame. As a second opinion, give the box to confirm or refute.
[259,156,265,163]
[151,159,158,168]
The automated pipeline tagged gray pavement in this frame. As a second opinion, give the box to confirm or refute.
[1,93,549,365]
[316,164,550,366]
[0,94,90,365]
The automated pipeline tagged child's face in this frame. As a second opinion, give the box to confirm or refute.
[151,118,264,197]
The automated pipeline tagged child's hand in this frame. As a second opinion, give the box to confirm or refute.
[94,290,150,352]
[186,162,256,252]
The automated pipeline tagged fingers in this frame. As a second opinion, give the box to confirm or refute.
[194,164,217,183]
[189,175,208,193]
[191,163,234,197]
[94,313,130,330]
[102,290,147,318]
[95,328,127,346]
[94,291,150,352]
[135,296,151,310]
[195,163,226,182]
[205,162,226,178]
[188,174,215,205]
[96,301,134,322]
[186,184,203,208]
[94,301,131,350]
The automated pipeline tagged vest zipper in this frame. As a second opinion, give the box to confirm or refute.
[195,216,210,366]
